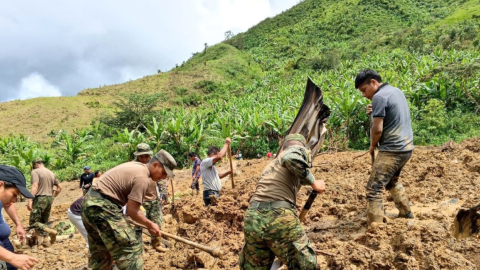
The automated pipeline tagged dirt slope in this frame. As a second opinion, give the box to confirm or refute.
[7,137,480,269]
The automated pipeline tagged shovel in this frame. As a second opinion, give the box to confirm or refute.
[452,203,480,239]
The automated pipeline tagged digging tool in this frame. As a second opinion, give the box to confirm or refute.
[371,152,375,165]
[170,177,175,210]
[228,145,235,189]
[129,219,223,258]
[299,191,318,222]
[452,203,480,239]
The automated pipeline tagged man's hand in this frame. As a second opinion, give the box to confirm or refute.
[147,223,162,237]
[225,138,231,145]
[366,104,372,116]
[16,226,26,243]
[311,180,326,194]
[9,254,39,270]
[27,200,33,212]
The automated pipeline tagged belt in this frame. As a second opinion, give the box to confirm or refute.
[87,189,122,209]
[35,195,52,198]
[249,201,294,210]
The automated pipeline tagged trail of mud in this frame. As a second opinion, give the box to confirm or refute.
[7,138,480,269]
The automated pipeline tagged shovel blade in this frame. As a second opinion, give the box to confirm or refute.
[452,206,480,239]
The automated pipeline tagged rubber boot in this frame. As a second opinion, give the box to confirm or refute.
[152,236,169,252]
[389,183,414,219]
[42,227,58,244]
[367,200,386,227]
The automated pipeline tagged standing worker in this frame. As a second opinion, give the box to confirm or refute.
[133,143,169,253]
[188,152,201,196]
[200,138,232,206]
[81,149,176,270]
[28,159,62,243]
[239,134,325,270]
[79,166,94,194]
[355,69,414,227]
[0,165,40,270]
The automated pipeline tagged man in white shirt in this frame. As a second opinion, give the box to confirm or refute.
[200,138,232,206]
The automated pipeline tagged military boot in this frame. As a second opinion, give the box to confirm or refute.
[389,183,414,219]
[152,236,169,253]
[367,200,386,227]
[42,227,58,244]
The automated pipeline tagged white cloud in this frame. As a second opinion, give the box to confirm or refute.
[0,0,298,102]
[17,73,61,100]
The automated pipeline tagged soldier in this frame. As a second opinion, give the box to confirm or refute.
[81,150,176,270]
[239,134,326,270]
[28,158,62,243]
[355,69,414,226]
[133,143,168,253]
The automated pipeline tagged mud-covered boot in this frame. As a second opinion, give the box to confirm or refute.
[367,200,386,227]
[42,227,58,244]
[152,236,169,253]
[389,183,414,219]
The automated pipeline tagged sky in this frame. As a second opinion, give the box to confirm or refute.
[0,0,298,102]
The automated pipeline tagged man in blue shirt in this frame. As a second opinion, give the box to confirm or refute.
[355,69,414,227]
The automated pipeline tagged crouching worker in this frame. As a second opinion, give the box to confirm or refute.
[239,134,326,270]
[81,150,177,270]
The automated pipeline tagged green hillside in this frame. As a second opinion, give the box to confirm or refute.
[1,0,480,181]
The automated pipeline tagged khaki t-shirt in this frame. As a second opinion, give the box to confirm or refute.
[31,167,59,196]
[144,180,158,202]
[92,162,151,206]
[250,145,315,205]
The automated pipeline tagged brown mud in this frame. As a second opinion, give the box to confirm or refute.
[8,137,480,269]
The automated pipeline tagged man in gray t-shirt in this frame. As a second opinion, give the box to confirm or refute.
[200,138,232,206]
[355,69,414,228]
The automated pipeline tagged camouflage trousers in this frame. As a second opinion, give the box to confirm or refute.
[29,196,53,233]
[135,199,163,248]
[81,189,142,270]
[366,151,412,201]
[239,207,317,270]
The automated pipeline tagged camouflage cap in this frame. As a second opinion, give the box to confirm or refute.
[154,150,177,177]
[284,134,307,146]
[134,143,153,156]
[32,158,43,167]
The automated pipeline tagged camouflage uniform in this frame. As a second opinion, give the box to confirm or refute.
[240,208,316,270]
[81,190,142,270]
[158,180,168,202]
[29,196,54,233]
[239,134,317,270]
[135,198,163,248]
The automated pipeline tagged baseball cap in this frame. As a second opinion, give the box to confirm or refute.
[154,150,177,177]
[84,166,91,170]
[134,143,153,156]
[0,165,34,198]
[284,134,307,146]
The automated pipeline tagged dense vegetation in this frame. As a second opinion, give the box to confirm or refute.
[1,0,480,183]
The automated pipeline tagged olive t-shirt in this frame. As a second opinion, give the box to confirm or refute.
[144,180,158,202]
[92,162,151,206]
[31,167,59,196]
[250,145,315,205]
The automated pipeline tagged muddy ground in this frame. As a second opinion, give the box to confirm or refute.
[7,137,480,269]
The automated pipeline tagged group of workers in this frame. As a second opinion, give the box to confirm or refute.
[0,69,415,270]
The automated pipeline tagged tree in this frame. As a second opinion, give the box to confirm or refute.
[100,93,162,131]
[224,30,234,40]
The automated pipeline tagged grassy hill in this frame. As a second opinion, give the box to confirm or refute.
[1,0,480,180]
[0,44,261,139]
